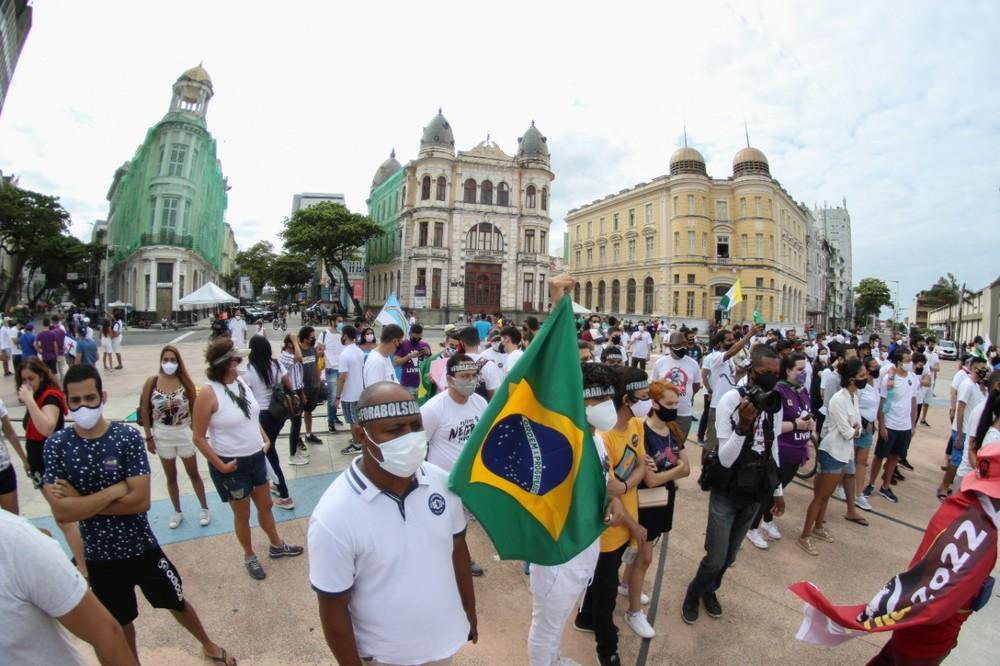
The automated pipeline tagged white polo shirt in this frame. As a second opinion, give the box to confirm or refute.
[308,458,470,664]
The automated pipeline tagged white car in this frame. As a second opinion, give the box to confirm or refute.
[937,339,958,360]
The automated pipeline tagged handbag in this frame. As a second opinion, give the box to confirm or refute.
[136,376,158,427]
[638,487,669,508]
[267,362,300,419]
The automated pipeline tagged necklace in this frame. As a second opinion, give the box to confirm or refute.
[223,380,250,420]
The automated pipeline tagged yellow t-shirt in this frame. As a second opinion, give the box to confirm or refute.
[599,417,646,552]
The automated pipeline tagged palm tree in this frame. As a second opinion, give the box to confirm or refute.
[924,273,961,338]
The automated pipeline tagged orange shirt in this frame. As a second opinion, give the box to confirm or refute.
[599,417,645,552]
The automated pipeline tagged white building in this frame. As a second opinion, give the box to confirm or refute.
[813,199,853,324]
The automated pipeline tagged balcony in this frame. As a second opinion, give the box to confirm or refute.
[141,232,193,248]
[517,251,548,264]
[463,248,505,263]
[409,246,449,260]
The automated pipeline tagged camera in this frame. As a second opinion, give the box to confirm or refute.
[745,384,782,414]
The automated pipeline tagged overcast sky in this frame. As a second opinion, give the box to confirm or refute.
[2,1,998,314]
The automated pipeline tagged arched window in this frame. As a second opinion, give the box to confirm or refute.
[436,176,447,201]
[480,180,493,205]
[626,278,637,314]
[597,280,606,312]
[574,283,581,303]
[585,282,593,309]
[497,182,510,206]
[541,187,548,211]
[421,175,431,200]
[643,277,654,314]
[464,179,477,204]
[465,222,504,254]
[526,185,536,209]
[611,280,621,313]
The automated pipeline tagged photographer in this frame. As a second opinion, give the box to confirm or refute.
[682,345,783,624]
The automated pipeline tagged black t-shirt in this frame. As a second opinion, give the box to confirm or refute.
[301,346,319,389]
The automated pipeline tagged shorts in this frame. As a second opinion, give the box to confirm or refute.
[100,338,113,353]
[637,484,677,541]
[675,415,693,443]
[0,347,9,361]
[43,359,57,374]
[818,449,853,475]
[949,432,965,468]
[301,387,319,413]
[26,439,45,489]
[208,450,267,502]
[704,408,719,452]
[152,423,196,460]
[88,546,186,626]
[875,429,912,459]
[854,431,874,450]
[342,400,359,424]
[0,465,16,494]
[111,336,122,352]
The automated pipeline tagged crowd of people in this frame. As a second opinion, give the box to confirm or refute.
[3,278,1000,666]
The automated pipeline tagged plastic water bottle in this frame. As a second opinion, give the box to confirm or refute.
[623,538,639,564]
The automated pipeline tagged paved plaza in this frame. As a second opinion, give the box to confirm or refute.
[2,320,996,665]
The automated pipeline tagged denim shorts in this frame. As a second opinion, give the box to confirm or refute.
[949,433,965,468]
[208,450,267,502]
[854,431,874,450]
[341,400,359,424]
[818,448,854,475]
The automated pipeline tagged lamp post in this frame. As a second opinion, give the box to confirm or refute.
[886,279,900,332]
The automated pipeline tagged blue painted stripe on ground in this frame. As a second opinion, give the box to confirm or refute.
[30,470,343,556]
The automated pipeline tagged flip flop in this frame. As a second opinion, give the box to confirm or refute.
[204,647,237,665]
[845,515,869,527]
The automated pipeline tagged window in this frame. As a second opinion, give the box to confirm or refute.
[628,208,635,227]
[674,274,679,284]
[464,179,477,203]
[687,231,696,254]
[672,291,679,316]
[768,235,774,259]
[716,200,728,221]
[716,234,729,258]
[586,248,593,267]
[599,245,606,265]
[157,262,173,283]
[525,229,535,253]
[643,277,654,314]
[433,222,444,247]
[741,234,749,256]
[645,236,654,257]
[541,187,548,210]
[417,268,427,288]
[769,296,774,320]
[599,217,606,235]
[613,243,620,264]
[687,195,695,215]
[674,232,680,255]
[612,280,621,312]
[421,176,431,200]
[585,282,593,308]
[523,275,534,306]
[526,185,536,208]
[496,182,509,206]
[597,281,606,311]
[702,232,708,253]
[628,239,636,261]
[687,274,695,284]
[685,291,696,317]
[480,180,493,205]
[673,196,679,215]
[645,203,653,224]
[755,294,764,316]
[467,222,504,253]
[755,277,764,288]
[167,144,187,177]
[587,220,592,238]
[613,213,619,231]
[182,199,191,233]
[626,279,637,314]
[436,176,447,201]
[575,225,581,242]
[756,233,764,257]
[539,230,546,253]
[740,198,747,217]
[149,197,157,227]
[418,221,428,246]
[575,250,581,267]
[755,196,761,217]
[161,197,180,230]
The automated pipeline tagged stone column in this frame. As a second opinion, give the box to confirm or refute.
[147,257,156,313]
[172,258,181,314]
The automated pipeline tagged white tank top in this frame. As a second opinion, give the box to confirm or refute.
[206,379,263,457]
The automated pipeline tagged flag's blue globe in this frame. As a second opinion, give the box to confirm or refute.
[481,414,573,495]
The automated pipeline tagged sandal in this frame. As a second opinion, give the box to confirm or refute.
[204,647,237,665]
[811,527,835,543]
[844,515,869,526]
[797,536,819,556]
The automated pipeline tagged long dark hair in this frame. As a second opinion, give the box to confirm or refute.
[973,385,1000,453]
[248,335,276,387]
[159,345,197,401]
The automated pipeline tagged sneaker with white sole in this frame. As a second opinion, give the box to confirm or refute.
[555,657,583,666]
[624,610,656,639]
[855,495,873,512]
[761,520,782,540]
[288,452,310,466]
[746,528,769,550]
[273,497,296,510]
[617,583,650,605]
[168,512,184,529]
[832,486,846,501]
[199,509,211,526]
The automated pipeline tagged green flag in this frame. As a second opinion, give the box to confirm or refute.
[448,295,607,565]
[417,349,445,405]
[753,309,765,325]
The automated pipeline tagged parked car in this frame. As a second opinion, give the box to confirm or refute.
[937,339,958,360]
[238,306,274,324]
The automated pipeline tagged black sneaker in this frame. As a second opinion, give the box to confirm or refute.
[305,433,323,445]
[268,542,304,559]
[327,424,337,433]
[245,556,266,580]
[572,614,595,633]
[340,442,362,455]
[297,440,309,454]
[893,468,905,481]
[862,483,874,498]
[334,417,344,425]
[878,487,899,503]
[470,560,485,577]
[899,458,914,471]
[598,654,622,666]
[703,593,722,618]
[682,593,699,624]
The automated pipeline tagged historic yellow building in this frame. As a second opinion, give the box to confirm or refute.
[567,144,808,329]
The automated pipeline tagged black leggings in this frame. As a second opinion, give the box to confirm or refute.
[751,462,800,528]
[259,410,289,498]
[697,393,712,441]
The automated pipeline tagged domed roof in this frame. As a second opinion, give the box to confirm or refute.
[669,146,706,176]
[179,63,212,88]
[420,109,455,151]
[518,121,549,158]
[733,146,770,177]
[371,149,402,191]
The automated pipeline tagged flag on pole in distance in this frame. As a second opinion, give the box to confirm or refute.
[449,294,608,565]
[375,292,408,336]
[719,280,743,311]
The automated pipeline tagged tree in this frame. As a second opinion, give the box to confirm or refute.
[268,252,311,303]
[24,235,98,306]
[0,184,71,310]
[853,277,893,323]
[280,202,382,316]
[924,273,962,338]
[234,241,275,299]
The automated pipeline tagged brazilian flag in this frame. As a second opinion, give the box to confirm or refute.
[417,349,444,405]
[449,295,607,565]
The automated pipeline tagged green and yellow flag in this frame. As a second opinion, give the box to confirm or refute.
[417,349,445,405]
[449,295,607,565]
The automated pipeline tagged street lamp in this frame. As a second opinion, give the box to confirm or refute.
[886,279,900,331]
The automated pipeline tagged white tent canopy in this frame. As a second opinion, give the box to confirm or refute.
[571,301,592,315]
[177,282,239,306]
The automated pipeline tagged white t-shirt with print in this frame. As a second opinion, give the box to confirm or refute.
[317,329,344,370]
[630,331,653,359]
[706,350,737,408]
[421,391,488,471]
[465,352,503,392]
[879,369,918,431]
[650,355,701,416]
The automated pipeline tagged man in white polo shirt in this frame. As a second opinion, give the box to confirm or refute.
[309,381,477,665]
[651,331,702,442]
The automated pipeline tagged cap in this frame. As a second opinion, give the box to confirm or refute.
[961,442,1000,499]
[444,324,456,334]
[668,331,686,347]
[25,323,33,330]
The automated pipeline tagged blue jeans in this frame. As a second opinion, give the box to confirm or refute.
[687,490,759,599]
[325,369,340,426]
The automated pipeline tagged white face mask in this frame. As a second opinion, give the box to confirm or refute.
[901,362,914,372]
[585,399,619,431]
[630,398,653,418]
[161,361,179,375]
[451,377,478,397]
[363,428,427,478]
[72,404,103,430]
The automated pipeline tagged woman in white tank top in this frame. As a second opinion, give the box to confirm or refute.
[192,338,303,580]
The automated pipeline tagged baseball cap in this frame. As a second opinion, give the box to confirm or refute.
[25,322,33,330]
[443,324,456,334]
[961,442,1000,499]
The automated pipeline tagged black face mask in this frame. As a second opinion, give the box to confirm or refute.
[411,337,421,345]
[752,371,779,391]
[656,405,677,422]
[853,378,868,389]
[915,366,924,375]
[671,347,687,358]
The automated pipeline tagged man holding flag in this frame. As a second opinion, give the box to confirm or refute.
[719,280,743,312]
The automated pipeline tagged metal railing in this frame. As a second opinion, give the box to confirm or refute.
[141,232,193,248]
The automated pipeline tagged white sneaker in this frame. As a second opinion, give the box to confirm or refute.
[624,610,656,639]
[761,520,782,541]
[168,512,184,529]
[746,528,769,550]
[288,453,310,466]
[617,583,650,605]
[554,658,582,666]
[855,495,873,512]
[832,486,847,501]
[199,509,211,526]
